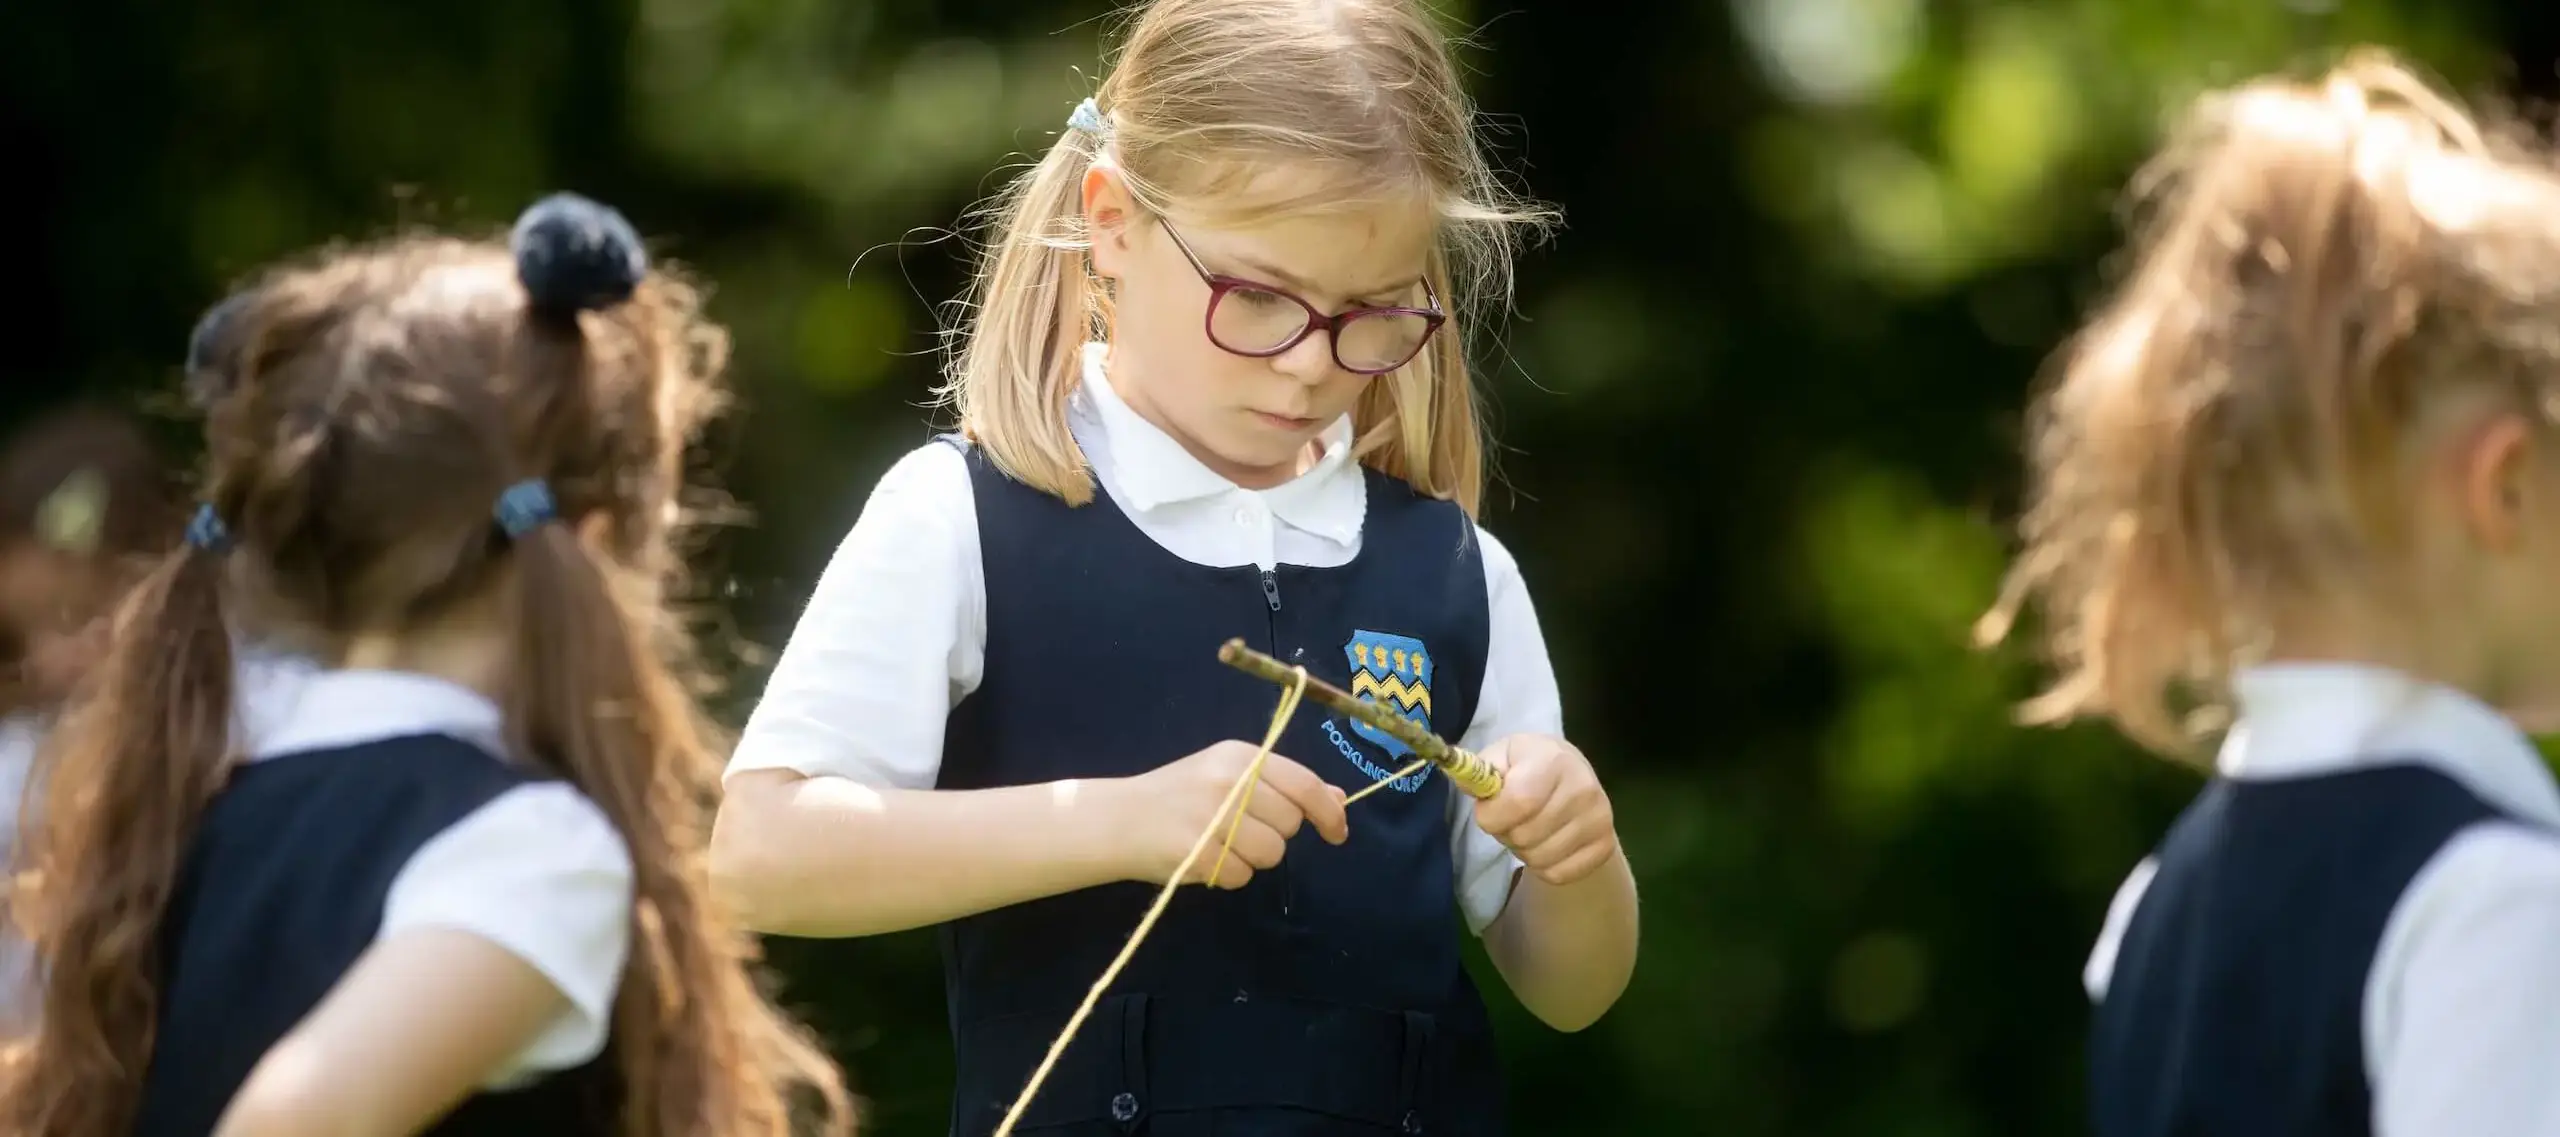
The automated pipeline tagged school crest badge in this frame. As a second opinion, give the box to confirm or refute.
[1343,630,1432,758]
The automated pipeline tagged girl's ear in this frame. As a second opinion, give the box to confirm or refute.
[574,511,616,558]
[2455,412,2534,554]
[1084,165,1137,281]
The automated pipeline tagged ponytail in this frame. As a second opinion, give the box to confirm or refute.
[1,537,236,1137]
[505,518,849,1137]
[507,192,850,1137]
[939,124,1105,505]
[1976,51,2549,756]
[0,188,846,1137]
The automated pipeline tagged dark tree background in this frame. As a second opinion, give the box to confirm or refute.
[7,0,2554,1132]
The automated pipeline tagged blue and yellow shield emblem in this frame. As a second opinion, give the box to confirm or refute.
[1343,630,1432,759]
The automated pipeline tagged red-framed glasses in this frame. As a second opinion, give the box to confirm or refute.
[1159,221,1445,375]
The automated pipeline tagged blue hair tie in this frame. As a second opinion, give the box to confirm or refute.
[1066,97,1109,137]
[184,503,232,553]
[493,479,559,540]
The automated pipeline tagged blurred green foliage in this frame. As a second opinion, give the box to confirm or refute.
[3,0,2536,1131]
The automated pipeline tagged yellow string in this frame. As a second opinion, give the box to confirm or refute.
[1342,757,1432,806]
[992,667,1311,1137]
[1203,746,1269,891]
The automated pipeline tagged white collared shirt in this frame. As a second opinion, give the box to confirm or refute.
[727,343,1551,932]
[2084,663,2560,1137]
[235,663,632,1089]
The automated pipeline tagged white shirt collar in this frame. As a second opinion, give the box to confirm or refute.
[2219,662,2560,825]
[1071,343,1364,544]
[239,655,506,764]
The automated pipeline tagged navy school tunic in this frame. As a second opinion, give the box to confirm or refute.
[937,438,1503,1137]
[132,731,619,1135]
[2087,763,2508,1137]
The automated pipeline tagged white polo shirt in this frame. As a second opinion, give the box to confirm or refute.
[727,343,1556,932]
[2085,663,2560,1136]
[0,653,631,1085]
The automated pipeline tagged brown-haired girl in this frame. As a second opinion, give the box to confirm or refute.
[0,194,850,1137]
[712,1,1637,1133]
[1981,50,2560,1137]
[0,403,177,1031]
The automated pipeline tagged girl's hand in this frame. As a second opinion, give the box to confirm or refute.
[1120,741,1349,889]
[1473,735,1620,886]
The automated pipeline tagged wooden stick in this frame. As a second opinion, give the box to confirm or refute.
[1216,639,1503,799]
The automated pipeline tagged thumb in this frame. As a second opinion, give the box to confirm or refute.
[1470,741,1526,832]
[1472,789,1518,837]
[1474,739,1515,793]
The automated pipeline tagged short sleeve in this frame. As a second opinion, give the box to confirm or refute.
[1448,525,1559,935]
[2366,823,2560,1136]
[379,782,633,1088]
[725,441,985,789]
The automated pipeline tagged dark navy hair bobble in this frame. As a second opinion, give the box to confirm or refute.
[509,193,648,319]
[183,290,254,409]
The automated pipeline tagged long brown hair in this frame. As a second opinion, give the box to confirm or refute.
[1977,50,2560,756]
[0,199,850,1136]
[939,0,1557,515]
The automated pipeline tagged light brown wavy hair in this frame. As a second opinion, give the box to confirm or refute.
[1979,49,2560,757]
[0,230,851,1136]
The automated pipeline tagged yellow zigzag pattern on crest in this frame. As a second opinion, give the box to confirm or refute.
[1350,670,1431,715]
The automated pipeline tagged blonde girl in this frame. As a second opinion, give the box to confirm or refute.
[713,0,1639,1133]
[1984,51,2560,1137]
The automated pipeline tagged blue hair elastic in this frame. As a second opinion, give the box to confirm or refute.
[1066,97,1109,137]
[184,503,232,552]
[493,479,559,540]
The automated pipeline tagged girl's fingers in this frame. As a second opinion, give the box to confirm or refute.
[1502,797,1576,853]
[1529,831,1619,886]
[1242,781,1306,841]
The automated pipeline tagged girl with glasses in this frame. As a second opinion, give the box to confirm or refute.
[711,0,1639,1133]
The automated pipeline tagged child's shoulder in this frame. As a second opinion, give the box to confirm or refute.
[869,435,976,507]
[424,776,633,883]
[375,743,634,905]
[230,730,570,825]
[378,766,633,1046]
[1469,517,1520,573]
[2418,816,2560,902]
[837,437,981,552]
